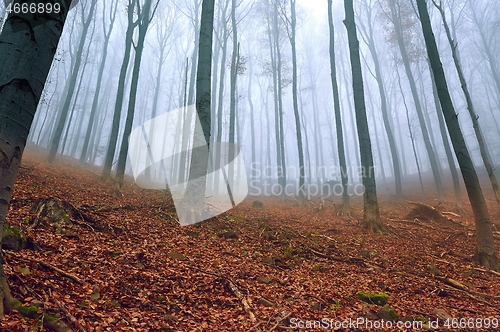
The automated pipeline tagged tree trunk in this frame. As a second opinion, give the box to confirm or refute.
[47,0,97,163]
[101,0,137,180]
[274,0,286,198]
[228,0,238,191]
[177,0,215,225]
[289,0,306,204]
[417,0,499,270]
[0,0,73,316]
[428,58,462,208]
[357,3,403,197]
[328,0,350,214]
[433,0,500,206]
[115,0,156,187]
[80,0,119,163]
[344,0,386,233]
[388,0,444,200]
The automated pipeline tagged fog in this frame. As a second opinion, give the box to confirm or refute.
[1,0,499,198]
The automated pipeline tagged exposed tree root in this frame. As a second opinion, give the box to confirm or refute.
[362,219,390,234]
[7,251,83,284]
[473,251,500,272]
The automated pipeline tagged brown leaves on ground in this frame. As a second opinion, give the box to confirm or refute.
[1,149,500,331]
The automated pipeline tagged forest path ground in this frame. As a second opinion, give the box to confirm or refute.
[1,148,500,331]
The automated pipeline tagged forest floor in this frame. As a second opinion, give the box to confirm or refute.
[1,149,500,332]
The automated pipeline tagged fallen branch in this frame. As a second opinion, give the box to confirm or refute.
[57,300,86,332]
[436,276,500,301]
[269,310,291,332]
[8,252,83,284]
[225,278,256,323]
[473,267,500,278]
[185,265,256,323]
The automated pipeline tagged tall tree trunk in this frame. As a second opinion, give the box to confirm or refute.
[178,0,202,186]
[228,0,238,190]
[214,14,229,194]
[178,0,215,225]
[434,0,500,206]
[428,57,462,207]
[247,57,257,188]
[417,0,499,270]
[274,0,286,197]
[115,0,156,187]
[0,0,73,316]
[388,0,444,200]
[101,0,137,180]
[288,0,305,204]
[80,0,119,163]
[328,0,350,214]
[344,0,386,232]
[357,4,403,196]
[48,0,97,163]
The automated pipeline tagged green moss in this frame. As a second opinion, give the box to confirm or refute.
[4,224,26,243]
[43,313,59,322]
[356,291,389,305]
[383,305,399,319]
[18,305,39,318]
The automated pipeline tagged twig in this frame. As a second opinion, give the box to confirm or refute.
[57,300,86,332]
[9,252,83,284]
[436,276,500,301]
[185,265,256,323]
[269,310,291,332]
[474,267,500,277]
[225,278,256,323]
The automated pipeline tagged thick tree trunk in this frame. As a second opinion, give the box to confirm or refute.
[344,0,386,233]
[0,0,73,316]
[178,0,215,224]
[417,0,499,270]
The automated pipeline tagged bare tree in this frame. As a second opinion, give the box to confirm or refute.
[327,0,350,214]
[344,0,386,232]
[417,0,499,270]
[0,0,75,316]
[433,0,500,206]
[47,0,97,163]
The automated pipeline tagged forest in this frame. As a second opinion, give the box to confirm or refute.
[0,0,500,330]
